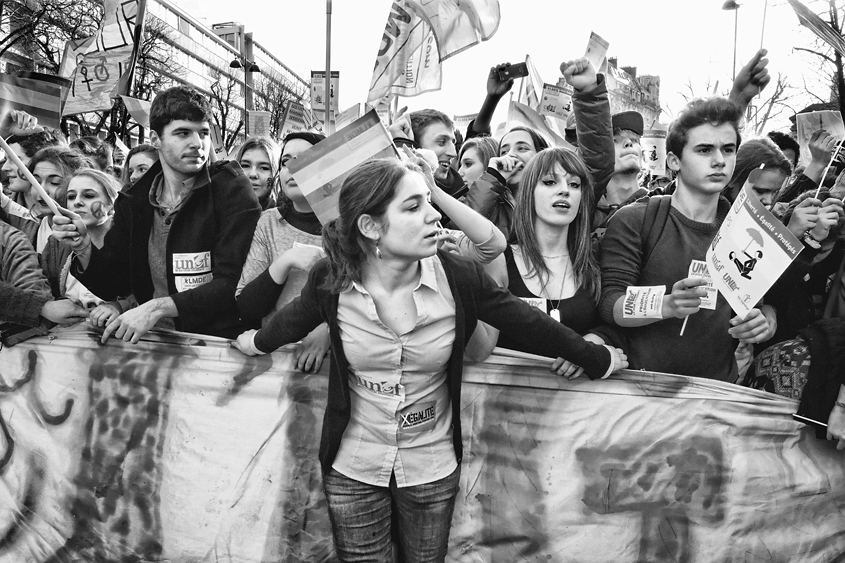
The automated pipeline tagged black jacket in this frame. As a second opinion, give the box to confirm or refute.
[76,160,261,338]
[253,251,612,473]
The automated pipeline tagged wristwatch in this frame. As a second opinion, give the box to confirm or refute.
[803,231,822,249]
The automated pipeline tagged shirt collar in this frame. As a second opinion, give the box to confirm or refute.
[149,164,211,208]
[346,254,442,295]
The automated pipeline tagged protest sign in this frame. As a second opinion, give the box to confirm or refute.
[641,128,667,176]
[0,74,63,129]
[288,109,397,224]
[310,71,339,122]
[279,100,310,140]
[453,113,478,138]
[584,31,610,72]
[795,110,844,167]
[64,0,146,116]
[247,110,271,137]
[539,83,573,121]
[335,103,362,131]
[0,324,843,562]
[706,182,802,320]
[373,98,392,126]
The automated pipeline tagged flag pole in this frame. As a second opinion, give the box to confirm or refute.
[325,0,333,135]
[515,54,528,105]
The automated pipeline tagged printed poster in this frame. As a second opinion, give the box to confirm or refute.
[641,129,667,176]
[706,182,802,319]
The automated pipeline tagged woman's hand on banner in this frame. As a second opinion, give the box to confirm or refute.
[292,324,330,372]
[827,385,845,451]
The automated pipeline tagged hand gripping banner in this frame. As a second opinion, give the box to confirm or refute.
[0,325,843,562]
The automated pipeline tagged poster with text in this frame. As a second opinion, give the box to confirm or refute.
[706,183,802,319]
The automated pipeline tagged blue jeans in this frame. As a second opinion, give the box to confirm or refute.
[322,466,460,563]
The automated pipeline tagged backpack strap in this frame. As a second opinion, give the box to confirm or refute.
[640,195,673,270]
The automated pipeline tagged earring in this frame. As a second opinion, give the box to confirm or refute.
[376,239,383,260]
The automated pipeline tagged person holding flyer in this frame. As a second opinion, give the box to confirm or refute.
[597,98,776,381]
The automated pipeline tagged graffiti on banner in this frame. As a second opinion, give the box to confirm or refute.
[1,325,843,562]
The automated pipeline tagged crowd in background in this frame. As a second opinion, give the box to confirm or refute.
[2,48,845,562]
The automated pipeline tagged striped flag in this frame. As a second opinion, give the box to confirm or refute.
[787,0,845,57]
[507,100,571,149]
[120,95,151,128]
[287,110,398,224]
[0,74,63,129]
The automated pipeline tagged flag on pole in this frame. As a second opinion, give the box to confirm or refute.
[288,110,398,224]
[507,100,570,148]
[0,74,63,129]
[408,0,500,59]
[787,0,845,57]
[519,55,544,110]
[63,0,146,116]
[368,0,500,103]
[119,95,151,129]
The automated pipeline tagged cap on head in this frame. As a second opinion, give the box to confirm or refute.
[611,111,644,136]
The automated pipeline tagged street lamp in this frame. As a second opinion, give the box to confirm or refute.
[722,0,740,81]
[229,57,260,111]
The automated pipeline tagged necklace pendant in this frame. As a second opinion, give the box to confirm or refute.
[549,308,560,322]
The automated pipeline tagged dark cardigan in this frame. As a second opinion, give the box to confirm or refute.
[253,251,612,473]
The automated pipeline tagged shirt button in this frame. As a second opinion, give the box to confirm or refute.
[165,218,171,225]
[159,210,165,217]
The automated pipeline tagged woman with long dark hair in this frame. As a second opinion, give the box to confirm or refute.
[463,58,614,240]
[466,148,605,377]
[233,158,626,561]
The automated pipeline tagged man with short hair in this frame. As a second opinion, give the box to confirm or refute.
[597,97,774,381]
[53,86,261,341]
[592,110,648,234]
[390,108,462,197]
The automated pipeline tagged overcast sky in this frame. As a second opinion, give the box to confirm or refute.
[173,0,836,134]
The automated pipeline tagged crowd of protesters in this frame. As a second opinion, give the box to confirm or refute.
[2,47,845,562]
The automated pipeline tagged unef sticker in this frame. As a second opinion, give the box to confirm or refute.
[351,373,405,402]
[173,252,212,292]
[399,401,435,431]
[622,286,665,319]
[688,260,717,310]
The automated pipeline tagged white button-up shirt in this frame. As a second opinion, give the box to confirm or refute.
[333,255,457,487]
